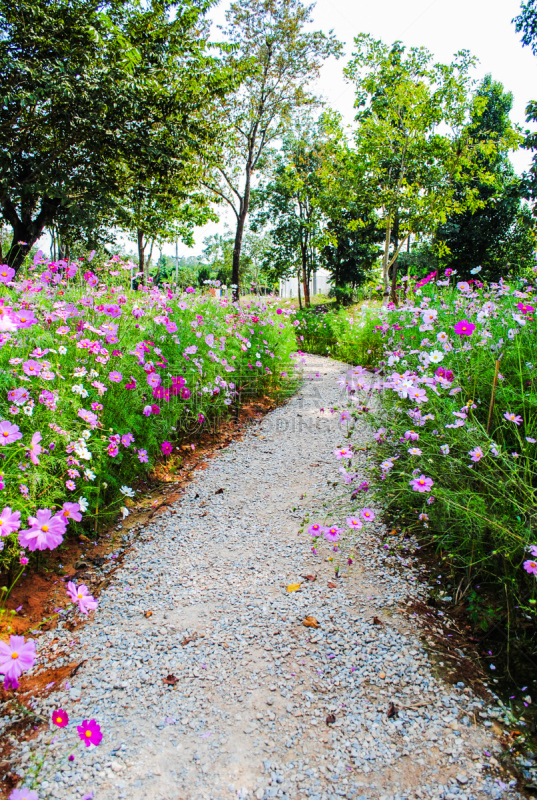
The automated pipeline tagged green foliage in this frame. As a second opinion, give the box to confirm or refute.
[295,304,383,364]
[0,0,233,272]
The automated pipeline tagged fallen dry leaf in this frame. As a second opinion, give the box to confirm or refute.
[163,674,178,686]
[326,713,336,725]
[372,616,384,626]
[286,583,302,593]
[181,632,198,645]
[327,581,337,589]
[144,610,153,618]
[387,702,398,718]
[301,574,317,582]
[215,487,224,494]
[302,616,320,628]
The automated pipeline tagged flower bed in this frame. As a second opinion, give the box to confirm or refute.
[329,268,537,638]
[0,253,297,582]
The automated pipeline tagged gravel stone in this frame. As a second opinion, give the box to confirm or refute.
[5,356,524,799]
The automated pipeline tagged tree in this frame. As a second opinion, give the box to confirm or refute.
[345,35,521,300]
[251,118,330,306]
[0,0,233,272]
[435,76,529,281]
[204,0,342,300]
[514,1,537,214]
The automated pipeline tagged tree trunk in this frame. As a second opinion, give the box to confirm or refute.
[232,161,253,303]
[381,213,392,298]
[297,269,302,310]
[2,195,60,273]
[390,212,400,305]
[137,229,145,284]
[300,242,310,307]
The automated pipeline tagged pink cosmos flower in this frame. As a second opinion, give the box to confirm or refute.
[66,480,76,490]
[0,420,23,444]
[408,447,422,456]
[78,408,98,429]
[453,319,475,336]
[504,412,522,426]
[92,381,107,396]
[361,508,375,521]
[142,405,152,417]
[121,433,134,447]
[161,441,173,455]
[67,582,98,614]
[346,516,363,530]
[7,387,30,406]
[334,447,353,460]
[18,509,66,551]
[529,545,537,557]
[409,474,434,493]
[468,446,484,462]
[324,525,343,542]
[29,431,42,465]
[19,556,29,565]
[517,302,535,315]
[340,410,351,424]
[308,523,323,537]
[181,387,191,400]
[61,502,82,523]
[109,371,122,383]
[404,430,419,441]
[523,560,537,576]
[0,266,15,283]
[22,359,42,377]
[0,634,36,687]
[0,507,21,536]
[107,444,118,457]
[9,789,40,800]
[137,449,148,463]
[52,708,69,728]
[77,719,103,747]
[147,372,161,389]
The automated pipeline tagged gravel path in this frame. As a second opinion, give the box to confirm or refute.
[6,355,524,800]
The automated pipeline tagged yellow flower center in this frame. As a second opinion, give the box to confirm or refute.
[56,716,62,723]
[2,432,8,437]
[85,730,92,737]
[77,592,83,598]
[11,652,18,659]
[41,525,49,532]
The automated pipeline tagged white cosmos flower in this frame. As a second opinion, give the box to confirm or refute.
[437,331,448,342]
[120,485,135,498]
[470,266,482,274]
[429,350,444,363]
[78,497,89,512]
[58,346,67,355]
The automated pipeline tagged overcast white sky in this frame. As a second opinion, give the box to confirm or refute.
[159,0,536,259]
[39,0,537,259]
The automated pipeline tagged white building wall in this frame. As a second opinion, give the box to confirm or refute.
[279,268,331,299]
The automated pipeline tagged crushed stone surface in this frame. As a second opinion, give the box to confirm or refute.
[5,355,524,800]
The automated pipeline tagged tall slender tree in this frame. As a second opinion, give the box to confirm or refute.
[204,0,342,300]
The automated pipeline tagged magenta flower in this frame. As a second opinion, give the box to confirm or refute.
[0,634,36,686]
[22,359,42,377]
[20,556,28,565]
[409,474,434,493]
[0,507,21,537]
[308,523,323,537]
[0,266,15,283]
[453,319,475,336]
[161,441,173,455]
[52,708,69,728]
[107,444,119,457]
[147,372,161,389]
[66,582,98,614]
[29,431,42,465]
[361,508,375,521]
[334,447,353,460]
[18,509,66,551]
[324,525,343,542]
[109,371,122,383]
[504,412,522,426]
[0,420,23,445]
[523,560,537,576]
[60,502,82,523]
[346,516,363,530]
[517,302,535,315]
[77,719,103,747]
[181,387,191,400]
[468,446,484,462]
[7,387,30,406]
[137,448,148,463]
[121,433,134,447]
